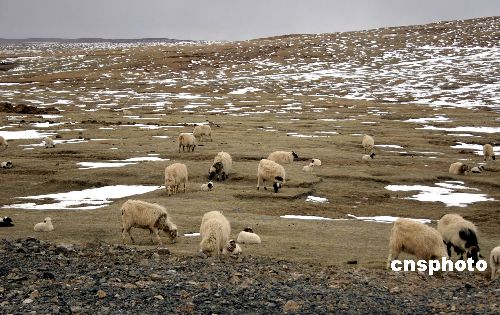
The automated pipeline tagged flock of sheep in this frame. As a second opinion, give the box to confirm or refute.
[1,124,499,280]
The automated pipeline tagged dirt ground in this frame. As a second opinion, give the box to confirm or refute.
[0,18,499,270]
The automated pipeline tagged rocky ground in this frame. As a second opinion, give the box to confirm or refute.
[1,238,498,314]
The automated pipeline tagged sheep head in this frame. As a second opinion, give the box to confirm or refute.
[292,151,299,161]
[208,162,223,180]
[243,227,254,233]
[273,182,282,193]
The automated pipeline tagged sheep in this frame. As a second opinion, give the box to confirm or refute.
[208,151,232,181]
[437,213,482,263]
[310,158,322,166]
[199,210,231,258]
[120,199,177,245]
[178,133,197,153]
[362,135,375,153]
[1,161,13,169]
[362,152,376,164]
[34,217,54,232]
[0,216,14,227]
[42,136,55,148]
[470,165,485,173]
[490,246,500,280]
[267,151,299,164]
[483,144,495,161]
[302,164,314,172]
[386,218,446,269]
[193,124,212,142]
[201,181,214,191]
[0,136,7,151]
[237,227,262,244]
[165,163,188,196]
[222,239,242,257]
[257,159,286,193]
[449,162,469,175]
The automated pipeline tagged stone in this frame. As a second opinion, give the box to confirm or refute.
[97,290,107,299]
[283,300,301,313]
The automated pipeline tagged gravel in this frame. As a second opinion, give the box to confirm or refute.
[1,238,498,314]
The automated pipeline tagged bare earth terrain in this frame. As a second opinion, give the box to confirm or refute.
[0,17,499,313]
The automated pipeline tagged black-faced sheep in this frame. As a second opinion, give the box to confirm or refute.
[34,217,54,232]
[483,144,495,161]
[1,161,13,169]
[310,158,321,166]
[237,227,262,244]
[302,164,314,172]
[165,163,188,196]
[257,159,286,193]
[193,125,212,142]
[0,216,14,227]
[267,151,299,164]
[42,136,55,148]
[470,165,485,173]
[222,239,242,257]
[437,213,482,263]
[208,151,232,181]
[0,136,8,151]
[362,152,376,163]
[449,162,469,175]
[490,246,500,280]
[199,210,231,258]
[387,218,446,269]
[201,181,214,191]
[362,135,375,153]
[178,133,197,153]
[120,199,177,245]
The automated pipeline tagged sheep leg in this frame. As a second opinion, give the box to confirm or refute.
[123,227,135,244]
[150,228,162,245]
[183,182,186,193]
[386,247,400,269]
[263,179,267,190]
[257,176,261,190]
[445,242,453,258]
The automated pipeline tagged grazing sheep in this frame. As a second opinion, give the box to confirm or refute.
[267,151,299,164]
[208,151,232,181]
[237,227,262,244]
[490,246,500,280]
[193,125,212,142]
[120,199,177,245]
[483,144,495,161]
[470,165,485,173]
[178,133,197,153]
[449,162,469,175]
[42,136,55,148]
[0,136,7,151]
[1,161,13,169]
[257,159,286,193]
[0,216,14,227]
[362,152,376,164]
[302,164,314,172]
[387,218,446,269]
[199,210,231,258]
[222,239,242,256]
[362,135,375,153]
[34,217,54,232]
[201,181,214,191]
[310,159,322,166]
[165,163,188,196]
[437,213,481,263]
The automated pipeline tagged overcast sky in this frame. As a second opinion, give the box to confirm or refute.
[1,0,499,41]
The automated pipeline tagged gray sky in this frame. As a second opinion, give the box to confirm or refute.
[1,0,499,41]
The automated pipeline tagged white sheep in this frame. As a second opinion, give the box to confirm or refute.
[42,136,55,148]
[483,144,495,161]
[120,199,177,245]
[470,165,485,174]
[267,151,299,164]
[437,213,481,263]
[362,152,376,164]
[449,162,469,175]
[178,133,197,153]
[34,217,54,232]
[208,151,232,181]
[1,161,13,169]
[237,227,262,244]
[310,158,321,166]
[199,210,231,258]
[0,136,8,151]
[257,159,286,193]
[302,164,314,172]
[362,135,375,153]
[222,239,242,257]
[165,163,188,196]
[201,181,214,191]
[387,218,446,269]
[490,246,500,280]
[193,125,212,142]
